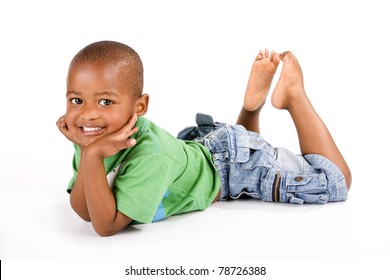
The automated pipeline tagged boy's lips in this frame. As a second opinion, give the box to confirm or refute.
[79,126,105,136]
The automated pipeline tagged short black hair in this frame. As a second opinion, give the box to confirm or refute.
[70,40,144,96]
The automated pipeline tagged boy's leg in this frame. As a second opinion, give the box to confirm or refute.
[236,49,280,133]
[271,51,352,189]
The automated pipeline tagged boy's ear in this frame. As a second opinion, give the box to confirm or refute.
[135,94,149,116]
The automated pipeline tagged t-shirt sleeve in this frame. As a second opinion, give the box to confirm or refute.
[114,152,183,224]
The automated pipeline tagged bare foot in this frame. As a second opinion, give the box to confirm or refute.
[271,51,306,110]
[243,49,281,111]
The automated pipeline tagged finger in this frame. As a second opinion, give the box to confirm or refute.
[128,114,138,128]
[121,127,139,143]
[57,118,68,132]
[127,138,137,147]
[57,120,67,133]
[56,115,65,128]
[118,114,139,140]
[56,116,75,142]
[111,137,137,156]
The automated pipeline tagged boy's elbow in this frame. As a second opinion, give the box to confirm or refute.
[93,226,119,237]
[96,230,115,237]
[345,169,352,191]
[346,178,352,191]
[92,215,131,237]
[79,214,91,222]
[69,198,91,221]
[72,207,91,222]
[71,206,91,221]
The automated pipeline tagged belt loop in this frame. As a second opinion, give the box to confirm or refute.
[272,174,281,202]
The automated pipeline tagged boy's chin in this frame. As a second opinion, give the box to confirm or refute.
[80,136,102,148]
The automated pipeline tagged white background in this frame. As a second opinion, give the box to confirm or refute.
[1,0,389,278]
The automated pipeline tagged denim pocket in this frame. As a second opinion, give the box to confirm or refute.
[288,193,329,204]
[227,126,276,169]
[285,172,329,204]
[285,172,326,193]
[229,130,276,186]
[223,126,276,199]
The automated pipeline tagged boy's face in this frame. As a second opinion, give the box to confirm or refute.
[65,62,142,147]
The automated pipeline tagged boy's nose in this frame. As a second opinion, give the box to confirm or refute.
[80,105,99,121]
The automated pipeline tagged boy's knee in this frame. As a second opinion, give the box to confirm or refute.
[345,172,352,191]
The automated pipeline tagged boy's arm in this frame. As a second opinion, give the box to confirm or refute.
[69,150,132,234]
[69,155,90,221]
[80,115,139,236]
[57,115,91,221]
[58,114,138,236]
[82,149,133,236]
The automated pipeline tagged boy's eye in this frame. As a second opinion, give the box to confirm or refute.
[98,99,113,106]
[70,98,82,105]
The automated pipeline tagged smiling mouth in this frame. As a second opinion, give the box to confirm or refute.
[83,127,102,132]
[80,126,105,135]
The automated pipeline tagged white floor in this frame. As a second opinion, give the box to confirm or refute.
[1,177,389,278]
[1,1,389,279]
[1,187,387,261]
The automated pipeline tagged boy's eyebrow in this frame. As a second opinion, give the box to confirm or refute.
[66,91,81,96]
[94,91,120,98]
[66,91,120,97]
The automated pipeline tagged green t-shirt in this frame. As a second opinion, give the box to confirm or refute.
[67,117,221,224]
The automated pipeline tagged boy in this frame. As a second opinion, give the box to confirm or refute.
[57,41,351,236]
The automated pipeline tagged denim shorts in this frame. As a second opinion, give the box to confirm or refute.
[201,124,348,204]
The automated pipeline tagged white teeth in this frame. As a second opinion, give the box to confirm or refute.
[83,127,102,132]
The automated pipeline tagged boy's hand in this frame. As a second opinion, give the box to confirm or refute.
[56,115,86,149]
[85,114,139,160]
[56,114,139,158]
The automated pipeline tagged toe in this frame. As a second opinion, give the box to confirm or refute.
[270,51,281,65]
[280,51,295,63]
[255,49,264,60]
